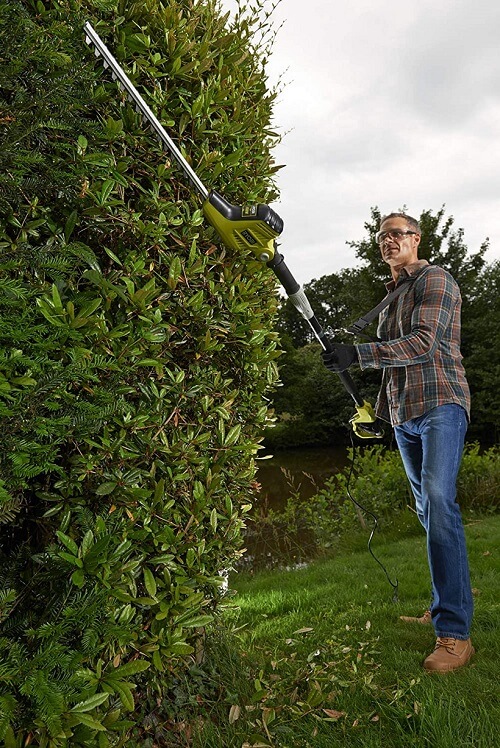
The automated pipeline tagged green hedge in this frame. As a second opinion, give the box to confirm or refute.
[0,0,281,743]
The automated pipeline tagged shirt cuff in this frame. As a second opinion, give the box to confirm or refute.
[356,342,381,370]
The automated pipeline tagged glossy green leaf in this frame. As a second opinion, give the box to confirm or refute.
[71,693,110,712]
[143,567,157,598]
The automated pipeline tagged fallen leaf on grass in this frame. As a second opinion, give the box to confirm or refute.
[293,627,314,634]
[229,705,240,724]
[322,709,345,720]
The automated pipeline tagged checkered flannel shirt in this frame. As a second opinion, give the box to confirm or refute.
[356,260,471,426]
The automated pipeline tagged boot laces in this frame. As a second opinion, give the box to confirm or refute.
[435,637,457,652]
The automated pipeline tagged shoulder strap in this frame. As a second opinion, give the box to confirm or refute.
[345,277,414,337]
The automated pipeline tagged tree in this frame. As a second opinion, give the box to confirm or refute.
[0,0,282,743]
[349,205,488,291]
[461,260,500,445]
[348,205,494,443]
[265,341,382,450]
[275,266,377,348]
[272,206,491,448]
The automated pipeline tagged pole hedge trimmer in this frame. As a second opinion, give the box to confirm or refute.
[84,22,383,440]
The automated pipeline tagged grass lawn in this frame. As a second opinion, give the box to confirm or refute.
[193,513,500,748]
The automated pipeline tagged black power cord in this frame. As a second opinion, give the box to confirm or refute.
[345,430,399,602]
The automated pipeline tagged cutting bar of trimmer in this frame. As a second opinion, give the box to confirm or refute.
[84,21,209,201]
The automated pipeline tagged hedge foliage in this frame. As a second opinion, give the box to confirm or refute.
[0,0,282,743]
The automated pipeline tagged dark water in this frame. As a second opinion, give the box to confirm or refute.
[238,446,349,569]
[255,446,348,510]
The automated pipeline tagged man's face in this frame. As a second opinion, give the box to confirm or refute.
[378,216,420,269]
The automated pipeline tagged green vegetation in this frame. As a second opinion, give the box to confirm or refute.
[189,514,500,747]
[242,443,500,568]
[0,0,281,743]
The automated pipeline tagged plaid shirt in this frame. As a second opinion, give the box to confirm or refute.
[357,261,471,426]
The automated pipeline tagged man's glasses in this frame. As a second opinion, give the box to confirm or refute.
[375,229,418,244]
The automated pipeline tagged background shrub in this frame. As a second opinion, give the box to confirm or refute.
[458,443,500,513]
[242,444,500,567]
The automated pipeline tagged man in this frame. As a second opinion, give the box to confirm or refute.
[322,212,474,673]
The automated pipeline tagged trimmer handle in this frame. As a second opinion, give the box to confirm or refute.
[267,253,383,439]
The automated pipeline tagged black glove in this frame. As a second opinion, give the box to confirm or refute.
[321,343,358,372]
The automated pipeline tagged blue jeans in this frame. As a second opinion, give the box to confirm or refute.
[394,404,473,639]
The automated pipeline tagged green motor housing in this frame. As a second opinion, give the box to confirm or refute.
[202,190,283,261]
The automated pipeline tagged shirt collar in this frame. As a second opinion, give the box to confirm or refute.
[385,260,429,291]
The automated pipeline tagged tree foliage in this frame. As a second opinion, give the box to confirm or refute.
[0,0,282,743]
[271,207,498,447]
[461,260,500,443]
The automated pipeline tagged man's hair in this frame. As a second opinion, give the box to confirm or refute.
[380,212,421,233]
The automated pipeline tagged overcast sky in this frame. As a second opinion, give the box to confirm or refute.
[223,0,500,286]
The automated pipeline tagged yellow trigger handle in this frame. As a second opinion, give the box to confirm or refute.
[350,401,384,439]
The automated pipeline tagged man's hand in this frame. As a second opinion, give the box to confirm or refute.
[321,343,359,372]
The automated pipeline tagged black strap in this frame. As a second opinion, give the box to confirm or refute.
[346,277,415,337]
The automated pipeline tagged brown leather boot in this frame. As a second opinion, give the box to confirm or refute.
[423,637,475,672]
[400,609,432,624]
